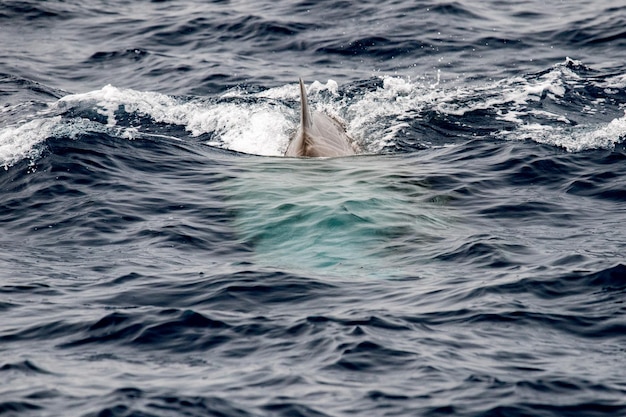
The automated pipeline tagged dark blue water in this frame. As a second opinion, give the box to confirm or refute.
[2,1,626,416]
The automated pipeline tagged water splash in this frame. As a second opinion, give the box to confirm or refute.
[1,60,625,169]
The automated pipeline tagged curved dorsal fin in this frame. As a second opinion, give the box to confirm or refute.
[299,78,312,130]
[285,78,357,157]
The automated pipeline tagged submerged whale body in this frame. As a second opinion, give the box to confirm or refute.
[285,79,358,157]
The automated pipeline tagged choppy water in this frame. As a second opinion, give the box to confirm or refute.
[1,1,626,416]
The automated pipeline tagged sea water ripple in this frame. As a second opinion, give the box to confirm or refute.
[1,1,626,416]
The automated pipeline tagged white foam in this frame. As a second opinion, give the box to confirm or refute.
[435,70,567,119]
[58,84,294,156]
[346,76,439,152]
[601,74,626,90]
[509,111,626,152]
[0,117,58,169]
[2,63,624,169]
[308,79,339,96]
[193,101,293,156]
[0,116,122,169]
[252,84,298,100]
[59,84,186,127]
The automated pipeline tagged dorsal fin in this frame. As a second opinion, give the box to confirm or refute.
[285,78,357,158]
[299,78,312,130]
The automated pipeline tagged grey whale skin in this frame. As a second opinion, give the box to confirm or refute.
[285,79,358,157]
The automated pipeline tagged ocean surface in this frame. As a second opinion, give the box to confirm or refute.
[1,1,626,416]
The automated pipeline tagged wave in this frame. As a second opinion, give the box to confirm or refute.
[1,59,625,171]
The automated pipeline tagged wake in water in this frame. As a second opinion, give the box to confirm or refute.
[2,59,626,170]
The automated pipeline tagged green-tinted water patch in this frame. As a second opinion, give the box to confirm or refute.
[225,154,456,278]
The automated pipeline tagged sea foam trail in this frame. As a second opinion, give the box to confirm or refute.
[1,61,626,170]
